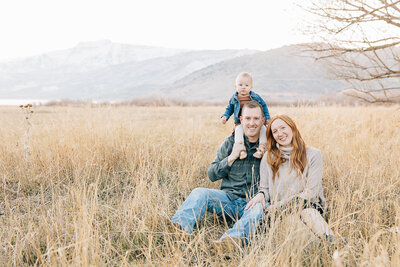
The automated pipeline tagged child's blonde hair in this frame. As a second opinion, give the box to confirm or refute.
[235,72,253,86]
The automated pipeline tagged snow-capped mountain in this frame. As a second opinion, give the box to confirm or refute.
[0,41,259,99]
[0,40,187,73]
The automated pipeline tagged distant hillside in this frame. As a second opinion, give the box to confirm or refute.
[0,42,362,102]
[163,45,348,102]
[0,41,258,99]
[0,40,187,73]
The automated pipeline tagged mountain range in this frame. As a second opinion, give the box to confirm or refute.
[0,40,349,102]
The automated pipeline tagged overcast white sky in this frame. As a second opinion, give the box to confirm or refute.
[0,0,312,62]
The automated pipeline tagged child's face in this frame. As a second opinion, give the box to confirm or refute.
[235,77,253,97]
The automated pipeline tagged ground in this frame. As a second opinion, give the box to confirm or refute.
[0,105,399,266]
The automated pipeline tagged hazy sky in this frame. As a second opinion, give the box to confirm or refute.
[0,0,311,62]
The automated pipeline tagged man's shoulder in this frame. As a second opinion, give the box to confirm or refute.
[218,135,235,150]
[223,135,235,145]
[215,135,234,156]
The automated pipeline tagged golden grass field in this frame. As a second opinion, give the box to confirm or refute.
[0,105,399,266]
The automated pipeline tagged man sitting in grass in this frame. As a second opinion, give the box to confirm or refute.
[171,100,266,250]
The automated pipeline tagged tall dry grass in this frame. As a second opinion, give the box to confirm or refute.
[0,105,399,266]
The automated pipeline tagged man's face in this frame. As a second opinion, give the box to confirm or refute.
[240,106,264,141]
[235,77,253,97]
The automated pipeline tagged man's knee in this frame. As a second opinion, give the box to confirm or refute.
[188,187,209,201]
[251,203,264,214]
[244,202,264,220]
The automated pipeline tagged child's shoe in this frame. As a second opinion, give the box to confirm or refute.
[237,142,247,159]
[239,150,247,159]
[253,144,266,159]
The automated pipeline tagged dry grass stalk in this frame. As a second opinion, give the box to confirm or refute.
[0,105,399,265]
[19,104,34,174]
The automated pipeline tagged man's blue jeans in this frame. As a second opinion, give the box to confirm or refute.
[171,187,265,243]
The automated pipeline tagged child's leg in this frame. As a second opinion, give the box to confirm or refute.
[234,124,244,143]
[234,125,247,159]
[259,125,267,145]
[253,125,267,158]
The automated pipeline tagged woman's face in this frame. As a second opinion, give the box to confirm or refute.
[271,119,293,147]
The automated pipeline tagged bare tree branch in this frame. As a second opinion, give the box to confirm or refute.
[304,0,400,103]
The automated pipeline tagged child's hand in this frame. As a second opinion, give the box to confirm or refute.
[221,116,227,124]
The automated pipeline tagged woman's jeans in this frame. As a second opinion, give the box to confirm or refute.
[171,187,265,243]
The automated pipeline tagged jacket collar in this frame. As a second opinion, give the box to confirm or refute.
[234,91,254,101]
[243,134,259,147]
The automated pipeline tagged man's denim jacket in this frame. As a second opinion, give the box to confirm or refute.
[221,91,270,124]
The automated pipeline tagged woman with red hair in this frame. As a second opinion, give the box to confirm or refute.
[245,114,334,241]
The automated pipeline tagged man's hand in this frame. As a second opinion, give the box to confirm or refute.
[244,192,265,210]
[227,142,242,166]
[221,116,227,124]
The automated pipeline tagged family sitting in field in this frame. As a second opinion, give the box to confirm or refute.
[170,72,334,252]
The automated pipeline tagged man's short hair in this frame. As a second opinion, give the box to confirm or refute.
[241,100,263,117]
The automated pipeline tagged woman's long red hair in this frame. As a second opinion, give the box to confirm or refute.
[266,115,307,179]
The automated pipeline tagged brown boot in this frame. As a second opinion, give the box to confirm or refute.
[238,142,247,159]
[253,143,266,159]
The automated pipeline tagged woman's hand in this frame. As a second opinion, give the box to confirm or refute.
[264,203,279,213]
[244,192,265,210]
